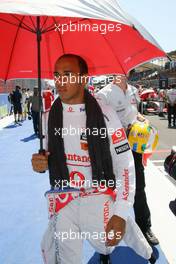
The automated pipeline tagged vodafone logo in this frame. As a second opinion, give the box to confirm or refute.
[112,128,126,144]
[103,200,110,230]
[70,171,85,187]
[67,106,74,112]
[116,129,123,138]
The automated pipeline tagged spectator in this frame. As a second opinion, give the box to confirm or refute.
[8,91,14,115]
[42,87,54,112]
[11,85,22,123]
[21,88,28,121]
[158,90,166,117]
[166,84,176,127]
[28,87,40,135]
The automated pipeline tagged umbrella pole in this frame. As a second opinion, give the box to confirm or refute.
[36,16,44,154]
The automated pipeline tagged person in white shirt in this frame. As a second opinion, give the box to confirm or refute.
[97,74,159,246]
[166,84,176,127]
[21,88,28,121]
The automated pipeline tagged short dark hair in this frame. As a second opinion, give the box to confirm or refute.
[56,54,88,75]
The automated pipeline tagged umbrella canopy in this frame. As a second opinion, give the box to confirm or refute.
[0,0,166,80]
[0,0,166,152]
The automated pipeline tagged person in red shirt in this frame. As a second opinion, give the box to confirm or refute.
[42,88,54,112]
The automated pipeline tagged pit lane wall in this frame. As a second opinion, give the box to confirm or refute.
[0,94,10,118]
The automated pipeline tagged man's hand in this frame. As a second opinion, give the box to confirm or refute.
[105,215,126,247]
[31,152,50,172]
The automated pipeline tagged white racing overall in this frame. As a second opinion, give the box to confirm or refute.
[41,100,152,264]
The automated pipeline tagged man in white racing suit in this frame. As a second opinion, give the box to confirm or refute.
[32,55,153,264]
[97,75,159,246]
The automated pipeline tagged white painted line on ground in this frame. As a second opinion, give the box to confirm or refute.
[152,160,165,163]
[0,115,14,130]
[145,161,176,264]
[151,162,176,187]
[157,167,165,173]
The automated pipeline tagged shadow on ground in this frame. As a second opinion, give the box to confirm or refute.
[20,134,38,142]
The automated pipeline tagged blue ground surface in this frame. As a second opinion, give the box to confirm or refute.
[0,120,168,264]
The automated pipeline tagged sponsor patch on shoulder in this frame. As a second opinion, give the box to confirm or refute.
[112,128,126,144]
[115,143,130,155]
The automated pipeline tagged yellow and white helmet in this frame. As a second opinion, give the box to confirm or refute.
[128,121,159,154]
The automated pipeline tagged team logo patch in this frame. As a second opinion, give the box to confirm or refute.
[115,143,130,155]
[112,128,126,144]
[80,107,85,112]
[67,106,74,112]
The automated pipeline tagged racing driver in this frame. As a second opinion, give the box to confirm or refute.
[32,54,153,264]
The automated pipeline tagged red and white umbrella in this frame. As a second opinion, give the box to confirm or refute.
[0,0,166,80]
[0,0,166,151]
